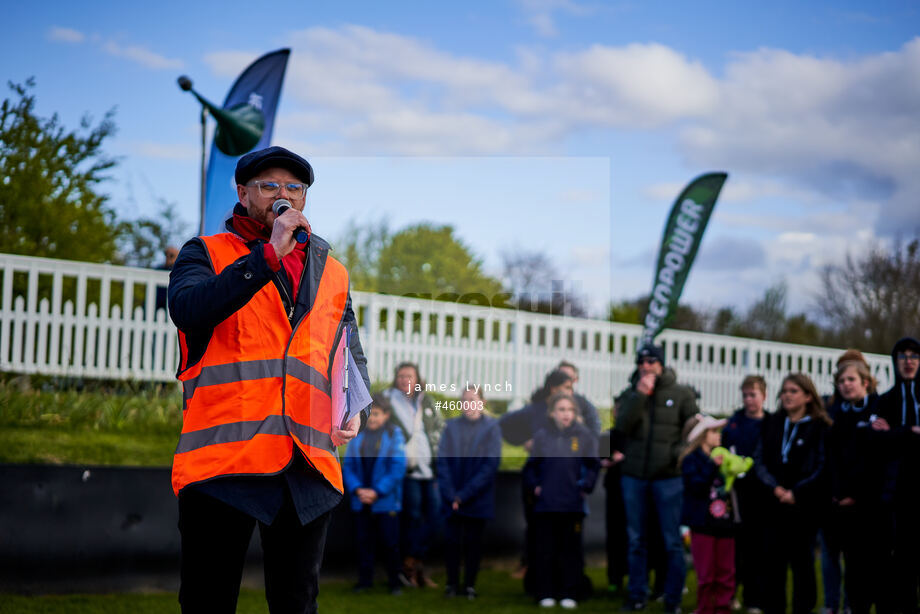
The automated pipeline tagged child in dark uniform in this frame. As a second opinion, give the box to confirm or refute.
[437,386,502,600]
[343,393,407,594]
[523,393,599,609]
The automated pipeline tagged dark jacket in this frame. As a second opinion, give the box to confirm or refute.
[523,421,600,514]
[754,410,828,513]
[681,448,737,535]
[827,393,883,504]
[722,408,764,458]
[614,368,699,480]
[437,415,502,518]
[343,423,407,513]
[499,400,550,446]
[878,336,920,506]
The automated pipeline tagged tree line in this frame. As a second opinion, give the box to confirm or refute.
[2,79,916,354]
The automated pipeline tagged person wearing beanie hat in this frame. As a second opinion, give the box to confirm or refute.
[614,343,699,612]
[167,145,370,613]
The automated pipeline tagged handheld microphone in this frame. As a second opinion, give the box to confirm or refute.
[272,199,309,244]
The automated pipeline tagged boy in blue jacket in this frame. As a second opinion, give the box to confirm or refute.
[437,386,503,600]
[523,393,600,609]
[343,393,407,594]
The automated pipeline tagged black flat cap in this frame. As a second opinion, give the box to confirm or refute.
[235,146,314,187]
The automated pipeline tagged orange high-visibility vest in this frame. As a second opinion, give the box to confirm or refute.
[171,233,350,496]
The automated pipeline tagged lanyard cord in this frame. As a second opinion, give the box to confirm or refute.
[902,381,920,426]
[781,415,811,464]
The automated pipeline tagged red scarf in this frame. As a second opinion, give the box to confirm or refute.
[232,209,306,299]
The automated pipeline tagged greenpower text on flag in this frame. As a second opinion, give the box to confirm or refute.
[640,172,727,348]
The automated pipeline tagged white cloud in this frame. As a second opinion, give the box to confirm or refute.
[680,37,920,236]
[514,0,594,38]
[553,43,720,126]
[102,41,184,70]
[48,27,84,44]
[201,26,918,241]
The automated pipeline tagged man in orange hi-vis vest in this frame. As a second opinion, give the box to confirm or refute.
[168,146,370,614]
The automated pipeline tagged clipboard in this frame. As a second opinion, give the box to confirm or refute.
[331,325,371,430]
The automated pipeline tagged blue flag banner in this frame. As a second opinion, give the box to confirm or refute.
[202,48,290,235]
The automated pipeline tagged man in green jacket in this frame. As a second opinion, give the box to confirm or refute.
[615,344,698,613]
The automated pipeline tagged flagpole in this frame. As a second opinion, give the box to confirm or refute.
[199,106,207,236]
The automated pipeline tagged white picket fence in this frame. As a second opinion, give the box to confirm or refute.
[0,252,893,412]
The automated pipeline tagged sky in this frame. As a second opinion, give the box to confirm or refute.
[2,0,919,317]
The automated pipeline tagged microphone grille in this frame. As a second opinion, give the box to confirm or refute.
[272,199,292,215]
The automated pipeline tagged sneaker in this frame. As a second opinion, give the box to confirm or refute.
[732,599,743,611]
[746,608,763,614]
[444,585,457,598]
[465,587,478,601]
[560,598,577,609]
[390,588,403,596]
[352,584,371,594]
[620,602,646,612]
[539,598,557,608]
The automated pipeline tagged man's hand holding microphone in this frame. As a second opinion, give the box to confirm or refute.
[269,199,312,258]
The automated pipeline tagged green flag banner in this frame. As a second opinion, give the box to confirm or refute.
[640,172,728,348]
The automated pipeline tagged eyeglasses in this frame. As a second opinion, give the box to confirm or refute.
[247,180,308,199]
[897,353,920,362]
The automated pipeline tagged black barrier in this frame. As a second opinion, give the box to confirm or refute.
[0,464,608,592]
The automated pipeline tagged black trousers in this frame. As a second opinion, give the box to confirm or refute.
[531,512,584,601]
[178,488,331,614]
[604,471,628,586]
[734,483,768,608]
[444,515,487,589]
[762,507,818,614]
[354,508,400,589]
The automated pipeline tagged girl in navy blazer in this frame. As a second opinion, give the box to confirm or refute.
[343,394,407,594]
[437,386,502,599]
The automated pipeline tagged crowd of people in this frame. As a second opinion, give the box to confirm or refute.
[342,338,920,613]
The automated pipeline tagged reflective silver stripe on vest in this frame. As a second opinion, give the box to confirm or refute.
[175,414,289,454]
[285,356,331,395]
[285,415,336,454]
[183,358,285,408]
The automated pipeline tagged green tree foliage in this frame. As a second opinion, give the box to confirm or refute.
[116,198,189,268]
[335,217,391,292]
[0,79,119,262]
[378,224,505,304]
[607,282,826,346]
[336,220,506,305]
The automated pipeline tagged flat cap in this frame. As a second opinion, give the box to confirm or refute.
[235,146,314,187]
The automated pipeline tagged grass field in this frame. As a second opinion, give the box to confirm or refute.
[0,380,610,470]
[0,567,699,613]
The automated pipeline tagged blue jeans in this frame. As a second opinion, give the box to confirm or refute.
[401,477,440,559]
[621,475,686,606]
